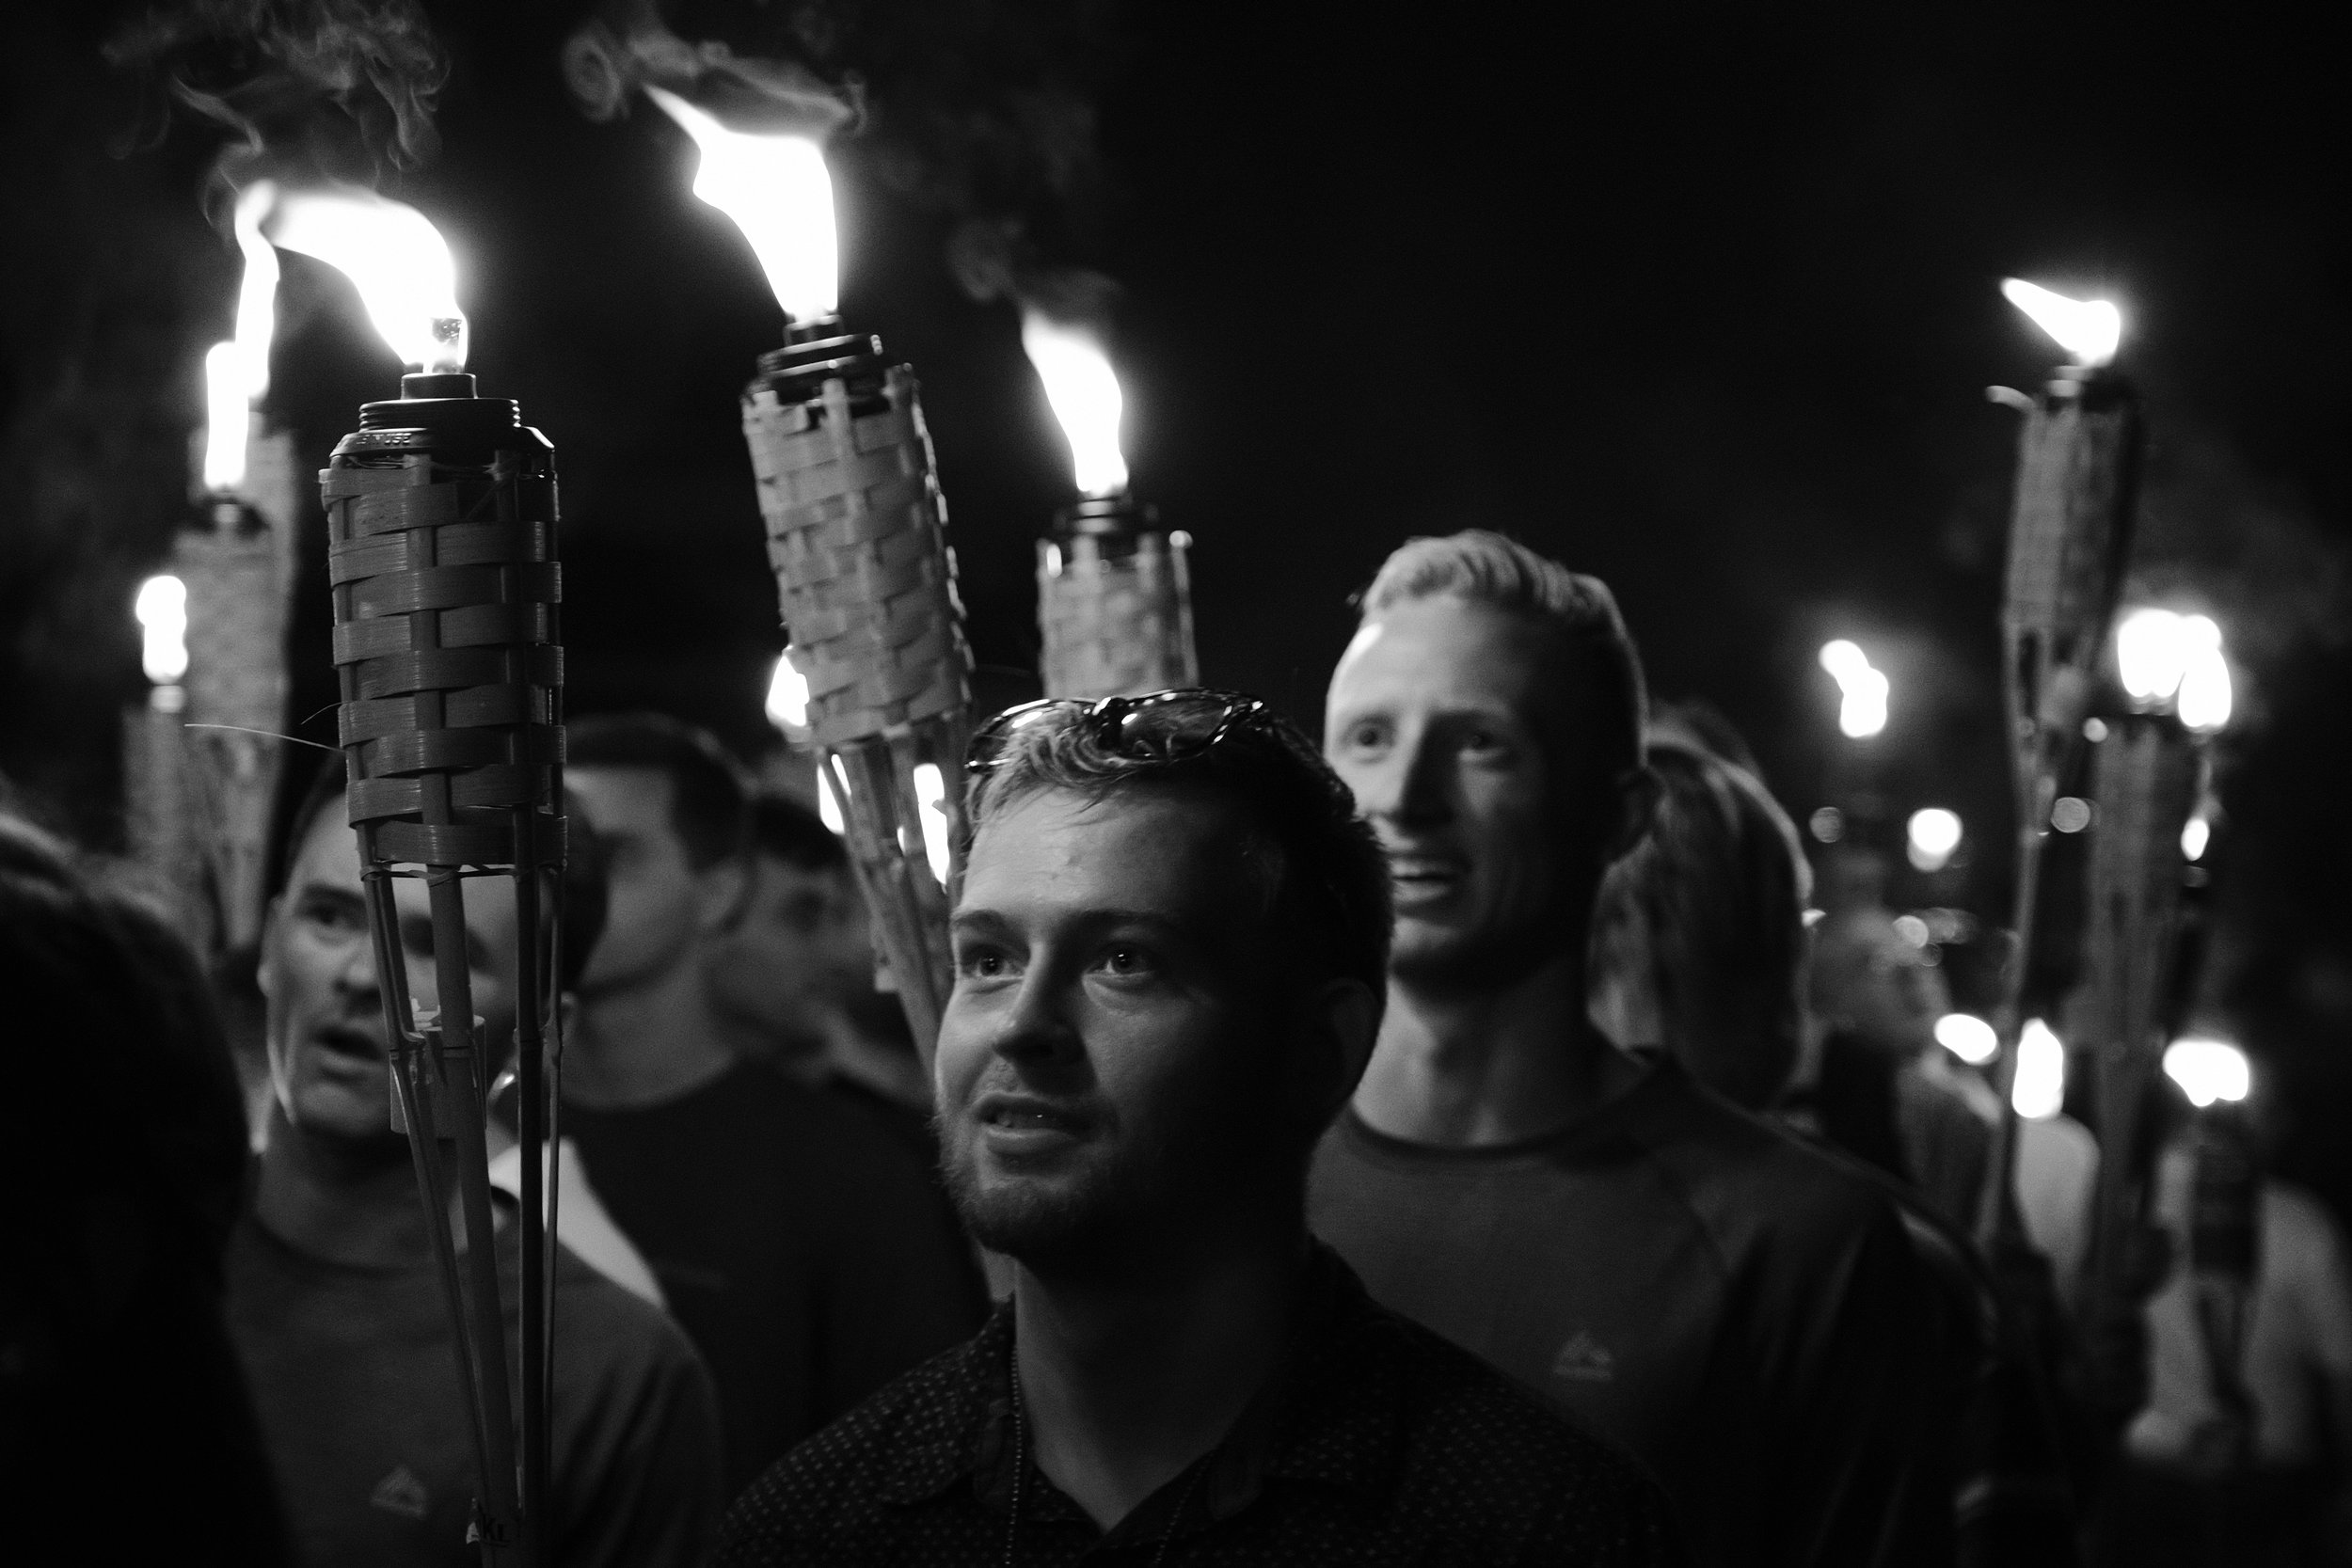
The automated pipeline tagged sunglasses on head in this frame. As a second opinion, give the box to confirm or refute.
[965,689,1275,777]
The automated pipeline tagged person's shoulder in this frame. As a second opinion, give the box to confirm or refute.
[1629,1066,1914,1269]
[1361,1303,1681,1558]
[551,1245,704,1384]
[714,1326,987,1565]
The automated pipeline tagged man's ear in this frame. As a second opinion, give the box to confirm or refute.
[1604,764,1662,865]
[694,855,754,936]
[1283,977,1382,1131]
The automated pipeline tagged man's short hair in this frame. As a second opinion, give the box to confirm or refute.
[1590,735,1809,1108]
[567,712,751,871]
[1359,530,1648,788]
[747,793,848,875]
[275,754,611,993]
[967,696,1391,1002]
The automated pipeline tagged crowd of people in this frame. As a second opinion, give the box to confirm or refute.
[7,530,2349,1565]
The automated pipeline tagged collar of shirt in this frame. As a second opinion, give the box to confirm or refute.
[869,1242,1411,1547]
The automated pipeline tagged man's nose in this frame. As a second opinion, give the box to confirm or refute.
[992,971,1084,1069]
[332,931,382,1001]
[1349,731,1449,830]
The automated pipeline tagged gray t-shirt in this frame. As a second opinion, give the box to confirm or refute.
[1310,1055,1941,1568]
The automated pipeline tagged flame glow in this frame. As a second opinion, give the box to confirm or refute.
[913,763,952,885]
[1907,808,1963,872]
[264,186,467,372]
[1021,310,1129,498]
[2181,814,2212,862]
[135,576,189,684]
[2002,278,2123,369]
[765,652,812,740]
[1819,640,1889,738]
[2116,609,2231,729]
[2178,634,2233,733]
[2165,1037,2251,1108]
[2011,1018,2067,1120]
[647,87,838,323]
[1935,1013,1999,1067]
[201,187,282,493]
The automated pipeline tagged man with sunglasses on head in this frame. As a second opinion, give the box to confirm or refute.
[1313,532,1947,1567]
[715,690,1680,1564]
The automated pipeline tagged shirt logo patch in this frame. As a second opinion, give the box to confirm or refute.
[1551,1330,1615,1383]
[370,1465,431,1520]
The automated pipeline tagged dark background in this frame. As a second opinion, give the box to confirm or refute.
[4,4,2348,1197]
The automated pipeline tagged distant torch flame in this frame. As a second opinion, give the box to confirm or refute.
[2116,608,2231,730]
[1021,311,1129,499]
[2164,1037,2250,1108]
[2001,278,2122,369]
[765,652,812,741]
[262,184,467,372]
[202,187,282,493]
[135,575,189,685]
[1818,640,1889,738]
[646,87,838,324]
[2011,1018,2067,1120]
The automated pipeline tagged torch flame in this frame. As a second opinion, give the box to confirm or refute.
[646,86,838,324]
[1021,310,1129,499]
[202,186,283,493]
[765,652,813,740]
[262,185,468,372]
[2116,608,2231,729]
[2001,278,2122,369]
[2011,1018,2067,1120]
[135,575,189,685]
[2164,1037,2250,1108]
[1818,640,1889,738]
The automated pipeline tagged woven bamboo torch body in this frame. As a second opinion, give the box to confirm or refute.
[742,326,972,1069]
[323,372,565,1568]
[1981,364,2139,1247]
[1037,496,1197,701]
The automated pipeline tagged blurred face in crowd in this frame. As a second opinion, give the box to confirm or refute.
[705,851,873,1058]
[569,766,739,997]
[1811,912,1947,1060]
[1325,595,1619,990]
[259,804,518,1150]
[937,785,1313,1261]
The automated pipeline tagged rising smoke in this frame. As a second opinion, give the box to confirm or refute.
[106,0,447,214]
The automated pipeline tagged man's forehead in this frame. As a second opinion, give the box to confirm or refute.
[1328,599,1564,717]
[961,785,1253,920]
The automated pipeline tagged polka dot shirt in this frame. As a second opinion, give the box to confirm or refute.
[715,1243,1683,1564]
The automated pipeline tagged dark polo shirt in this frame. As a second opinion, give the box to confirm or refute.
[713,1242,1681,1565]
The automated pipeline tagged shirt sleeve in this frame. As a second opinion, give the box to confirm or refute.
[555,1325,726,1568]
[1755,1190,1945,1568]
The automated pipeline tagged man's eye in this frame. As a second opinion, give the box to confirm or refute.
[958,946,1014,981]
[1343,721,1390,752]
[1096,946,1155,978]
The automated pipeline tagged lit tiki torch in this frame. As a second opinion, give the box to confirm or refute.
[649,87,970,1069]
[2080,611,2230,1341]
[283,189,563,1568]
[1024,311,1197,700]
[1980,279,2137,1247]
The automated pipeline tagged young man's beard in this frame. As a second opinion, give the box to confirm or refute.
[937,1092,1295,1270]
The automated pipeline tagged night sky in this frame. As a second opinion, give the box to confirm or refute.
[5,6,2349,1187]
